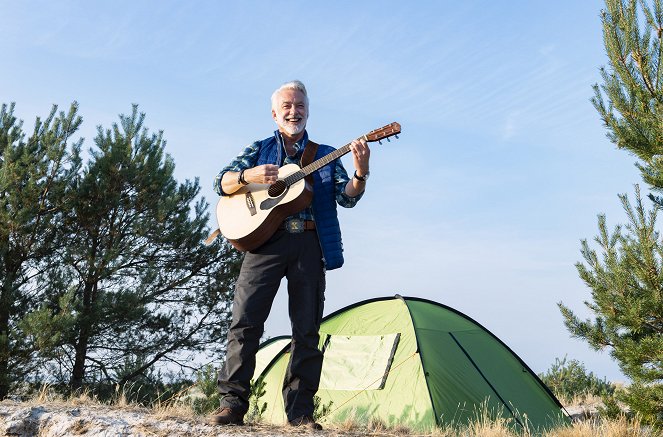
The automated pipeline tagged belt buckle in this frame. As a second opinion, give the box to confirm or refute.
[286,218,305,233]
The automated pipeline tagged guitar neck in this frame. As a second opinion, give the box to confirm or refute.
[282,142,354,186]
[301,143,353,175]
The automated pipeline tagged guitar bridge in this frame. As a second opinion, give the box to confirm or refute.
[245,192,257,216]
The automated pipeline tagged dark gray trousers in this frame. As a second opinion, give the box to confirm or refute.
[217,229,326,421]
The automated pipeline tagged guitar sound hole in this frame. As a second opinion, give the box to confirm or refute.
[268,180,287,197]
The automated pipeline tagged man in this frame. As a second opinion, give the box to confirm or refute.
[211,80,370,430]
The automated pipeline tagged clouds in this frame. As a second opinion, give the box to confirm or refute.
[501,110,521,140]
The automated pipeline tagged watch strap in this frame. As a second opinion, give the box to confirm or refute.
[353,170,368,182]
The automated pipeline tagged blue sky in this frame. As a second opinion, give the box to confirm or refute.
[1,1,643,382]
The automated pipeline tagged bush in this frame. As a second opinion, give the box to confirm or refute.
[614,381,663,426]
[313,395,333,421]
[245,377,267,423]
[539,356,615,402]
[190,364,220,415]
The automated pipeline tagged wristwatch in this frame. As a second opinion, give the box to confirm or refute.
[353,170,370,182]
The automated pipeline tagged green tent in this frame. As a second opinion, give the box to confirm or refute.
[252,295,569,432]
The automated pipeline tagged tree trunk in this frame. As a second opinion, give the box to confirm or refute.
[0,269,16,400]
[0,288,10,400]
[70,329,89,390]
[70,281,94,390]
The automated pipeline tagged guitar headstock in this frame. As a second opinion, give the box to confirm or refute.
[363,122,401,144]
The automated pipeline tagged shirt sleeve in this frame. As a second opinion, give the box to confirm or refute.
[334,158,364,208]
[213,141,261,196]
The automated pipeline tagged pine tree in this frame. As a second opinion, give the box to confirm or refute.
[590,0,663,199]
[0,103,82,399]
[22,106,241,390]
[558,0,663,425]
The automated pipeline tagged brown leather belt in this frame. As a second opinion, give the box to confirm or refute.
[280,219,316,233]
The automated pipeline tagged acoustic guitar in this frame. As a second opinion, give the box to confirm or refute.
[213,122,401,251]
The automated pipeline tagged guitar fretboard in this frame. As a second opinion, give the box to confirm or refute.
[282,142,354,186]
[283,143,350,187]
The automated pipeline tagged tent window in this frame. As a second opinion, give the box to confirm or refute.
[318,333,401,391]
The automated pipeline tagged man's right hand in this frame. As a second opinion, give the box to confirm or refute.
[243,164,280,184]
[220,164,280,195]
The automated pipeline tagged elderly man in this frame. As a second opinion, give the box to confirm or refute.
[211,80,370,430]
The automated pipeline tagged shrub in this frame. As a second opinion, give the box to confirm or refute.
[313,395,333,422]
[539,356,615,402]
[245,377,267,423]
[190,364,219,415]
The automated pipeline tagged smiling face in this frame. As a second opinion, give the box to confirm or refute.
[271,88,308,139]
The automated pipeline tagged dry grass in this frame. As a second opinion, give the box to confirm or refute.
[151,400,198,420]
[314,402,654,437]
[69,418,90,434]
[332,415,415,435]
[546,416,652,437]
[18,385,657,437]
[321,417,654,437]
[555,392,603,408]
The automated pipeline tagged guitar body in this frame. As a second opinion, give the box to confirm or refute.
[216,163,313,251]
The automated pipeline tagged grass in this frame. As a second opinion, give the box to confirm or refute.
[12,384,656,437]
[321,400,654,437]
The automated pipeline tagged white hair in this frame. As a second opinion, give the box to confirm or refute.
[271,80,309,110]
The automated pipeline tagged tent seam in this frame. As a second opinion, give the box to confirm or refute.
[396,294,441,426]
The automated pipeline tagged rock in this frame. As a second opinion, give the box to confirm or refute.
[0,401,311,437]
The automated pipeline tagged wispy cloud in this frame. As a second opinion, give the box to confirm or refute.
[501,110,521,140]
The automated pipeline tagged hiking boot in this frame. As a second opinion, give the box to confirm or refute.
[210,407,244,426]
[288,415,323,430]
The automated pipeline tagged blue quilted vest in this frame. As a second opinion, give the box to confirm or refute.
[255,131,344,270]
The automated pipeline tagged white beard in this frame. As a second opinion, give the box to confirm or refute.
[279,116,307,136]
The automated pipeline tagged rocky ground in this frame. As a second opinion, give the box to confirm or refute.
[0,401,330,437]
[0,399,605,437]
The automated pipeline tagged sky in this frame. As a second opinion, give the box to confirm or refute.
[0,1,645,382]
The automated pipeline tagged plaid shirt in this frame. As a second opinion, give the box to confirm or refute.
[214,131,362,221]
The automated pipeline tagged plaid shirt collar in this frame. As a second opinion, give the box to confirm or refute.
[274,129,309,164]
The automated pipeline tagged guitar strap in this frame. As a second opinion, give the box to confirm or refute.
[300,139,319,168]
[205,228,222,245]
[205,139,320,246]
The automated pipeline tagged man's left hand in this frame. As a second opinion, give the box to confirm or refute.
[349,138,370,176]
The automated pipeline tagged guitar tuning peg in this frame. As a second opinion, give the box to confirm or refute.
[395,135,399,139]
[387,137,391,142]
[378,140,382,145]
